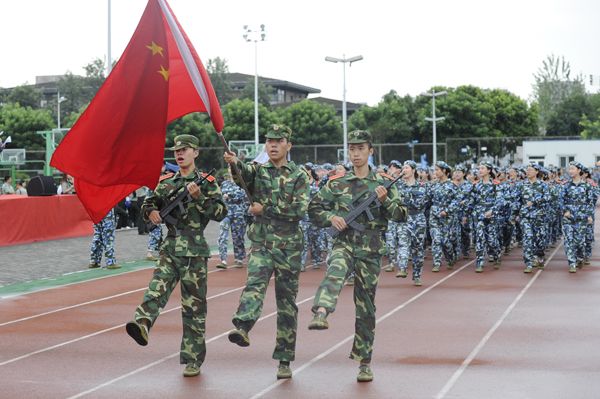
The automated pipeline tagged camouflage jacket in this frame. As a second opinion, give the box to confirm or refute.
[454,180,474,217]
[233,159,310,249]
[471,181,503,221]
[308,168,407,256]
[398,181,430,215]
[518,179,549,220]
[221,179,249,216]
[561,181,595,221]
[429,179,459,219]
[142,169,227,257]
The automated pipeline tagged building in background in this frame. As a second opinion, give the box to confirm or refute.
[522,139,600,168]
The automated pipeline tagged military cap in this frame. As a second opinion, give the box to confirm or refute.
[435,161,452,172]
[479,161,494,170]
[347,130,372,144]
[169,134,199,150]
[389,160,402,169]
[528,162,542,171]
[265,124,293,140]
[416,165,428,172]
[454,164,468,173]
[569,161,584,171]
[404,160,417,170]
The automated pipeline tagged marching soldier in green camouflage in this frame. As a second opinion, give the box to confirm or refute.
[223,124,310,380]
[307,130,407,383]
[125,135,227,377]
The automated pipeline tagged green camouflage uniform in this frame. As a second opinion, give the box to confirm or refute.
[309,130,407,363]
[135,135,227,367]
[231,125,310,362]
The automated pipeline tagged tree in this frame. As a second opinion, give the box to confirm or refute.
[275,100,341,145]
[207,57,234,104]
[0,103,54,150]
[487,89,538,137]
[546,92,593,136]
[6,85,42,109]
[221,98,278,141]
[580,93,600,139]
[240,79,273,108]
[532,54,586,134]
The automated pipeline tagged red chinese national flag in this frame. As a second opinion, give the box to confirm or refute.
[51,0,223,223]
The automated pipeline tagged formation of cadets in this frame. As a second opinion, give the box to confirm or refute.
[297,159,598,279]
[125,128,598,383]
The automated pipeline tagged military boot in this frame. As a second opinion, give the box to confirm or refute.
[396,269,408,278]
[432,265,440,273]
[413,278,422,287]
[357,364,373,382]
[126,320,149,346]
[493,258,501,270]
[228,328,250,347]
[88,263,100,269]
[384,264,394,272]
[523,266,533,274]
[106,264,121,269]
[308,311,329,330]
[277,361,292,379]
[217,260,228,269]
[569,265,577,273]
[183,363,201,377]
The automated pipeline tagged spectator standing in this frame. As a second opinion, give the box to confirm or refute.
[2,176,15,194]
[15,180,27,196]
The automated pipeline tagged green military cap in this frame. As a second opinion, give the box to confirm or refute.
[347,130,372,144]
[168,134,200,150]
[265,124,293,140]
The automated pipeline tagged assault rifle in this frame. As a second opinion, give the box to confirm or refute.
[148,168,216,230]
[326,172,403,238]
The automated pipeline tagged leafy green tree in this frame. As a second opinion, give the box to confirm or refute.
[487,89,538,137]
[275,100,341,144]
[0,103,54,150]
[546,92,593,136]
[221,98,278,141]
[240,79,273,108]
[580,93,600,139]
[532,54,586,134]
[207,57,234,104]
[6,85,42,109]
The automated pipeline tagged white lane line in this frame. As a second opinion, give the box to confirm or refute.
[0,285,245,367]
[435,244,563,399]
[64,296,316,399]
[248,260,476,399]
[0,267,230,327]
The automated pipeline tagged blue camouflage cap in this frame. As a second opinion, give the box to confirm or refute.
[389,160,402,169]
[528,162,542,171]
[435,161,452,172]
[569,161,584,171]
[404,160,417,169]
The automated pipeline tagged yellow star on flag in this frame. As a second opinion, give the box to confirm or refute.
[146,41,164,57]
[158,65,170,81]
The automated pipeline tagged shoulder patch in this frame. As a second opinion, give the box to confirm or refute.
[201,172,216,183]
[328,173,345,182]
[159,172,174,182]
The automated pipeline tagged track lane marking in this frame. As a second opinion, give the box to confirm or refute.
[434,243,563,399]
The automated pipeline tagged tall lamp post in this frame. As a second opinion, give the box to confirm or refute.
[243,24,266,147]
[57,91,67,129]
[421,90,446,165]
[325,54,363,163]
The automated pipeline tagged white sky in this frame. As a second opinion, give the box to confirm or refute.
[1,0,599,106]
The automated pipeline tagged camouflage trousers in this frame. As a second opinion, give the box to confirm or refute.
[218,214,247,262]
[147,224,163,252]
[394,215,427,281]
[232,245,301,362]
[301,220,325,265]
[90,210,116,266]
[562,220,587,267]
[429,216,456,267]
[520,218,546,268]
[474,218,500,267]
[133,254,208,366]
[385,220,400,263]
[585,219,595,258]
[459,217,472,257]
[312,242,382,363]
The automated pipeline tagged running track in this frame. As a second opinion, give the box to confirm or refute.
[1,221,599,399]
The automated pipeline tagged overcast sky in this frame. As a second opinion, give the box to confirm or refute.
[1,0,599,106]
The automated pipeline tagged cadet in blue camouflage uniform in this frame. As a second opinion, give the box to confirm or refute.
[583,167,599,265]
[452,165,473,259]
[89,208,119,269]
[307,130,407,383]
[561,162,595,272]
[519,163,550,273]
[383,160,404,272]
[125,135,227,378]
[300,167,326,270]
[218,172,249,268]
[471,162,502,272]
[429,161,459,272]
[393,160,430,285]
[224,125,310,380]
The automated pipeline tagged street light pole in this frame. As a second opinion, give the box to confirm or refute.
[325,54,363,163]
[243,24,266,147]
[422,90,447,165]
[57,91,66,129]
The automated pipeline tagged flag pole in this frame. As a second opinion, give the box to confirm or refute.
[216,132,253,202]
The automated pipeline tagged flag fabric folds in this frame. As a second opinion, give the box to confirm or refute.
[51,0,223,223]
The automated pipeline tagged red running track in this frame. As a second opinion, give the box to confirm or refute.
[1,222,599,399]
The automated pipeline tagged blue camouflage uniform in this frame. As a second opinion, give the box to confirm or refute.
[519,170,550,271]
[471,179,502,270]
[89,208,117,267]
[429,163,459,271]
[301,181,326,268]
[561,171,594,270]
[218,179,249,264]
[454,179,473,259]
